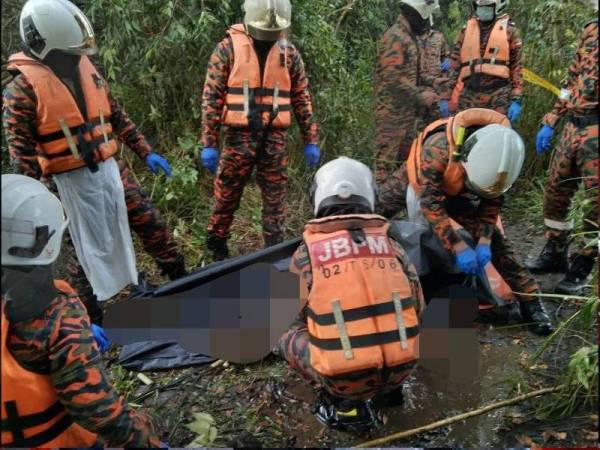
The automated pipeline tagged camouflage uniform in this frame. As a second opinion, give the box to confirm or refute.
[2,295,160,447]
[374,15,449,184]
[541,20,599,258]
[3,72,185,312]
[380,131,540,302]
[201,35,319,244]
[277,237,425,400]
[449,16,523,114]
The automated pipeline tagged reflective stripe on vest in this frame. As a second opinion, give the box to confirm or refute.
[459,17,510,80]
[223,24,292,129]
[1,282,97,448]
[303,214,419,378]
[407,108,512,197]
[6,53,118,176]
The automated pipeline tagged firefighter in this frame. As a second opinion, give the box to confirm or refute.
[276,157,425,431]
[379,108,554,336]
[3,0,187,326]
[1,174,161,448]
[200,0,320,260]
[374,0,450,185]
[527,14,598,295]
[448,0,523,123]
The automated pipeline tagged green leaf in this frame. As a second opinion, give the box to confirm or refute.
[185,413,218,447]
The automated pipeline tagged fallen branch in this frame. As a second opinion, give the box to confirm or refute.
[355,385,564,448]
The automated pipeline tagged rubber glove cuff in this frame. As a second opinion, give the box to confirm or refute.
[304,144,320,169]
[455,247,479,275]
[145,152,173,177]
[475,243,492,269]
[200,147,219,174]
[91,324,110,353]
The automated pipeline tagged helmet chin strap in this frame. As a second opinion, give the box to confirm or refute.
[2,265,57,322]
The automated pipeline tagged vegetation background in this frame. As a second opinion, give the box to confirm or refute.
[1,0,597,436]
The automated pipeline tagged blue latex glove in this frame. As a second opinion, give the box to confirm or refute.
[200,147,219,174]
[536,125,555,155]
[160,442,169,448]
[91,324,110,353]
[145,152,172,177]
[475,243,492,269]
[439,99,450,118]
[507,101,522,124]
[304,144,320,169]
[455,247,479,275]
[440,57,451,73]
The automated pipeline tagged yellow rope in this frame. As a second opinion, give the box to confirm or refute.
[523,68,562,97]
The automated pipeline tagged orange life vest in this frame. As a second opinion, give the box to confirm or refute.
[459,16,511,81]
[1,280,98,448]
[302,214,419,378]
[7,53,118,176]
[223,24,292,129]
[407,108,511,196]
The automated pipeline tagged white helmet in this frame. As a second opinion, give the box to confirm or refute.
[311,157,377,217]
[19,0,97,60]
[473,0,509,18]
[244,0,292,41]
[2,175,68,267]
[462,124,525,199]
[402,0,441,25]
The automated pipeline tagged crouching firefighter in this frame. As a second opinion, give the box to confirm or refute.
[3,0,187,325]
[1,175,161,448]
[379,108,554,335]
[200,0,320,260]
[276,157,426,432]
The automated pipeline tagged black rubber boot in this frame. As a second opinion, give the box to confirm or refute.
[555,254,596,296]
[264,234,284,249]
[314,390,383,433]
[159,255,188,281]
[526,238,569,274]
[207,235,230,262]
[520,298,555,336]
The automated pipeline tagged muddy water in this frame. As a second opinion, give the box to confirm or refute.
[285,325,527,448]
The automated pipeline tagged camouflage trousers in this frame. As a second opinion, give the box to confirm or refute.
[543,121,599,258]
[63,158,182,311]
[374,107,427,185]
[276,315,416,401]
[207,128,289,243]
[458,83,511,115]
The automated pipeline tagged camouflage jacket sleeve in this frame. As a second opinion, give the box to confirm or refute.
[8,295,160,448]
[200,37,232,149]
[418,132,463,252]
[476,195,504,240]
[290,236,425,316]
[2,74,43,179]
[375,22,435,110]
[508,22,524,101]
[447,27,466,96]
[108,93,153,160]
[543,22,599,127]
[288,45,319,145]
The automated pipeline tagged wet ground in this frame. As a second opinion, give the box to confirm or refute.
[101,211,598,448]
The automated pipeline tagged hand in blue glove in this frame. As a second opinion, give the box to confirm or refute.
[507,101,522,124]
[200,147,219,174]
[160,442,169,448]
[475,243,492,269]
[440,57,451,73]
[304,144,320,169]
[439,99,450,118]
[536,125,555,155]
[91,324,110,353]
[145,152,172,177]
[455,247,479,275]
